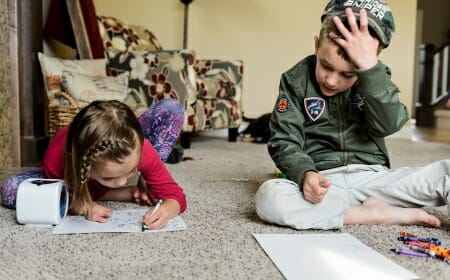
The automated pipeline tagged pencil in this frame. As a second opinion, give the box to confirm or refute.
[142,199,163,231]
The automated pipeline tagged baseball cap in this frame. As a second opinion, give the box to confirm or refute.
[321,0,395,48]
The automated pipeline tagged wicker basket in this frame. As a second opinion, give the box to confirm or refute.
[48,91,87,136]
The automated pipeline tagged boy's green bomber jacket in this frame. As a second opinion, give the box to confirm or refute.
[268,55,409,186]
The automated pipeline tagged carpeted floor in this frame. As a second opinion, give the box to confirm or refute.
[0,133,449,279]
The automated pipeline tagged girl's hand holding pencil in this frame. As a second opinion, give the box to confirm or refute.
[142,198,181,230]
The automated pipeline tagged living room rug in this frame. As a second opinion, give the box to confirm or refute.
[0,134,449,279]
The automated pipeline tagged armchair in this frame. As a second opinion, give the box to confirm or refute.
[44,0,243,149]
[98,16,244,148]
[44,0,243,148]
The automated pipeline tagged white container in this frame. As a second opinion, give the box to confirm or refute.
[16,178,68,226]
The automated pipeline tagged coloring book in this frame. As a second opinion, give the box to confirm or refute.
[52,208,187,234]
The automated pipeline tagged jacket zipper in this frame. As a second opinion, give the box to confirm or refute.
[336,97,348,165]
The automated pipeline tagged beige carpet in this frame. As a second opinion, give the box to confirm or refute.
[0,133,449,279]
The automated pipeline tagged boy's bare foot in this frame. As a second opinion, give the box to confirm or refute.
[344,197,441,227]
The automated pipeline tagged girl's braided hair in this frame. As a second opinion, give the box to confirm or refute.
[64,100,144,215]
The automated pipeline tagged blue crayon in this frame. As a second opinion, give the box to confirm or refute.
[398,236,441,245]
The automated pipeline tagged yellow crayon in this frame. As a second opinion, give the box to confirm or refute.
[431,246,448,258]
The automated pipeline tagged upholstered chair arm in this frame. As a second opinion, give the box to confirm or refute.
[105,49,199,131]
[194,59,244,100]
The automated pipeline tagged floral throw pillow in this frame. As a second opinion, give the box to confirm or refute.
[97,15,163,53]
[105,49,196,109]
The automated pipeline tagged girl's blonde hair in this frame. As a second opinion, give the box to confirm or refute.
[318,16,383,62]
[64,100,144,216]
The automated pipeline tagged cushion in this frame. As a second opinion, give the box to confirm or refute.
[97,15,163,53]
[61,71,148,116]
[196,76,236,100]
[105,49,197,108]
[194,59,241,99]
[38,52,106,98]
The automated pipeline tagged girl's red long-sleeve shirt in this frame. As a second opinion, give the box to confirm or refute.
[42,125,186,213]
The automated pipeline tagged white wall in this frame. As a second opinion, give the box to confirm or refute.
[94,0,417,117]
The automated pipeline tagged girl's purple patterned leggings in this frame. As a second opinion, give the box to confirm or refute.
[0,98,184,209]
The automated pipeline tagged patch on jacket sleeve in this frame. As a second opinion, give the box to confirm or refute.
[276,96,290,113]
[304,97,325,121]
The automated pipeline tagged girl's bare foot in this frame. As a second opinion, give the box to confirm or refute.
[344,197,441,227]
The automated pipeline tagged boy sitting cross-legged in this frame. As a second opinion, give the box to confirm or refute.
[255,0,449,230]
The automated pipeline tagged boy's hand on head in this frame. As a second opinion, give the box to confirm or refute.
[302,171,331,204]
[331,8,379,70]
[87,202,112,223]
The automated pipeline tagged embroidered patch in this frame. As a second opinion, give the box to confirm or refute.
[276,96,290,113]
[351,92,365,111]
[304,97,325,121]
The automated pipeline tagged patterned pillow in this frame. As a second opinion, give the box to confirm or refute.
[105,49,196,109]
[61,70,147,116]
[37,52,106,98]
[97,15,163,53]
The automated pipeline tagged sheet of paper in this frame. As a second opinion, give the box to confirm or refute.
[253,233,418,280]
[52,209,187,234]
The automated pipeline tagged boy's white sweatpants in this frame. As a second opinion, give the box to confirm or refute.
[255,160,450,230]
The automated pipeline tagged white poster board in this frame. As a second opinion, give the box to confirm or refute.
[253,233,418,280]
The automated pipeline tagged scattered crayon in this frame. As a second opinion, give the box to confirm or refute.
[390,248,430,258]
[400,231,417,237]
[404,240,432,249]
[393,231,450,265]
[408,245,435,257]
[398,236,441,245]
[404,241,432,249]
[274,168,287,179]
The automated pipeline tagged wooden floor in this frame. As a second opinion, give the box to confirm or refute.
[411,102,450,144]
[410,123,450,144]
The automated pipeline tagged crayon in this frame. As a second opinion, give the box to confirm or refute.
[400,231,417,237]
[391,248,430,258]
[398,236,441,245]
[408,245,436,257]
